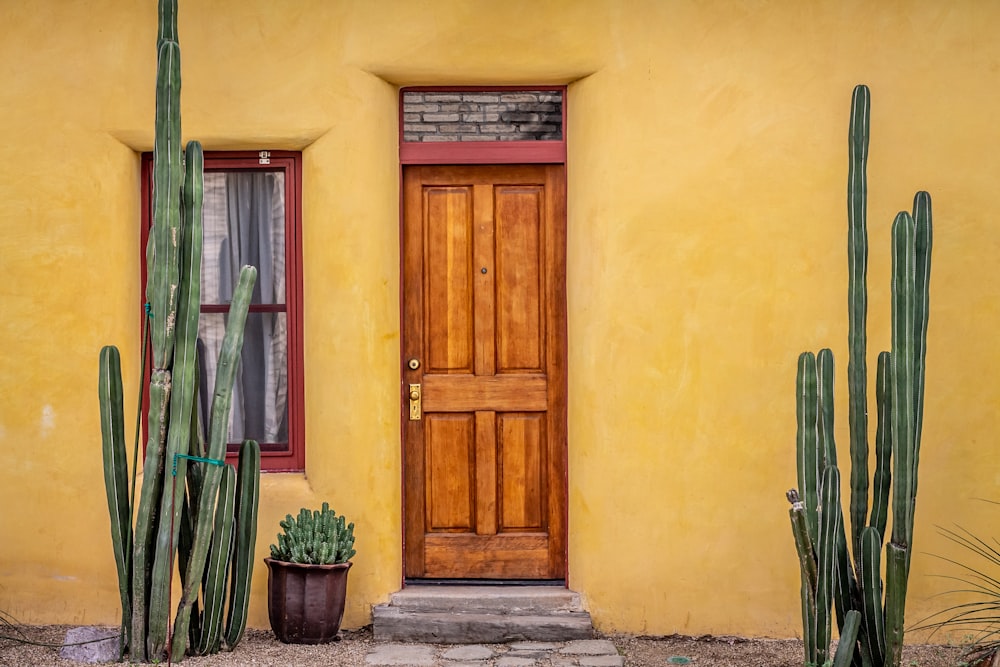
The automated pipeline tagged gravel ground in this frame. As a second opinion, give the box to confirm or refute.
[0,625,971,667]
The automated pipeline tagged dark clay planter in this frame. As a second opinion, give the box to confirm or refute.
[265,558,352,644]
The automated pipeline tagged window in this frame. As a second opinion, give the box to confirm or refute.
[141,151,304,471]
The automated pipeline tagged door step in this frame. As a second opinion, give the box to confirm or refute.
[372,585,594,643]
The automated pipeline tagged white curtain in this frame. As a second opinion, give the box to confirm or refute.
[198,171,288,446]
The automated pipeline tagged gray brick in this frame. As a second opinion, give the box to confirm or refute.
[517,103,558,112]
[403,123,440,133]
[461,135,496,141]
[422,135,459,142]
[424,93,463,102]
[478,124,516,133]
[462,113,501,122]
[517,124,558,133]
[403,134,420,142]
[501,112,541,122]
[423,113,460,122]
[403,103,438,113]
[462,93,500,103]
[438,124,479,133]
[403,113,422,122]
[538,93,563,103]
[500,93,539,103]
[439,103,485,112]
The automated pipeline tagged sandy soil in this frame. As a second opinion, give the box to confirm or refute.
[0,625,972,667]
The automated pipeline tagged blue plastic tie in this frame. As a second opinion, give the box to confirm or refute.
[172,453,225,476]
[144,302,153,317]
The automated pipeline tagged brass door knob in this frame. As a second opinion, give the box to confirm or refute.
[409,389,420,400]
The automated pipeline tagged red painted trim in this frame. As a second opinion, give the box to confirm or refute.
[400,141,565,165]
[399,85,567,165]
[139,150,305,471]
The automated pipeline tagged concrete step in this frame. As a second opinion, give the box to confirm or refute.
[372,585,594,644]
[385,585,585,614]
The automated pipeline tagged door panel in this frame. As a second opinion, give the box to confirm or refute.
[402,164,566,580]
[425,414,474,531]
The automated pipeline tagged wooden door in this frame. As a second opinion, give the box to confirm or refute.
[402,164,567,580]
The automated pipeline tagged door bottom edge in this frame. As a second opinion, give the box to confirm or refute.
[404,578,566,587]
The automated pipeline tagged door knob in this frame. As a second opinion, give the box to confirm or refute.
[407,358,421,370]
[408,383,421,421]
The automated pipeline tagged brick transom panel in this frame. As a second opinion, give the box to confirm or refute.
[402,90,563,142]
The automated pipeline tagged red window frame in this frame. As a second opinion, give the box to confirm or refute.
[140,150,305,471]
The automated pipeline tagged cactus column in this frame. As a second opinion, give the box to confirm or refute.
[786,85,932,667]
[98,0,261,662]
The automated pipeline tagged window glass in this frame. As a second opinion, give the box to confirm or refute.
[200,170,288,449]
[201,172,286,304]
[198,312,288,447]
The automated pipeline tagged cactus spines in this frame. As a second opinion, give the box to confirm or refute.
[787,85,932,667]
[814,466,841,665]
[270,502,357,565]
[98,346,130,656]
[795,351,820,546]
[847,84,871,569]
[224,439,261,648]
[98,0,261,661]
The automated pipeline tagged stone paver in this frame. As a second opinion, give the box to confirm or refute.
[366,643,438,666]
[549,657,578,667]
[443,645,496,661]
[509,642,562,651]
[559,640,618,655]
[496,657,537,667]
[365,638,622,666]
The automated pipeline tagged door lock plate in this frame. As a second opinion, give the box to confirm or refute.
[408,384,421,420]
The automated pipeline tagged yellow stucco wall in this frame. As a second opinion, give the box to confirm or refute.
[1,0,998,640]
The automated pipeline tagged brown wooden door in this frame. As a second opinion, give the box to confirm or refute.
[402,164,567,580]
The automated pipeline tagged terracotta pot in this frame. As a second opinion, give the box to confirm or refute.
[264,558,352,644]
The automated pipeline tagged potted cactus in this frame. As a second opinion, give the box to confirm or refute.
[264,503,357,644]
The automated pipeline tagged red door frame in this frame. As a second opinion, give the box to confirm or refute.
[397,85,569,583]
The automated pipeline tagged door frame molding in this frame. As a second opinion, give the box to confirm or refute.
[397,85,569,583]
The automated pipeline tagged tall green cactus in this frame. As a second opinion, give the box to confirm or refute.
[98,0,261,662]
[786,85,933,667]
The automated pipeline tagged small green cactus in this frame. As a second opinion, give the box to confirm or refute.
[270,503,357,565]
